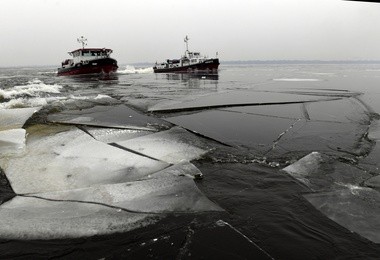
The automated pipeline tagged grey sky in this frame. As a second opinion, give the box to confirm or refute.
[0,0,379,66]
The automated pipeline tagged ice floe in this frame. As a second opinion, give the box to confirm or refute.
[116,126,212,164]
[85,127,151,143]
[304,188,380,243]
[0,195,156,239]
[0,129,26,156]
[282,152,372,191]
[0,107,41,131]
[283,151,380,243]
[48,104,171,131]
[0,162,221,239]
[148,90,337,113]
[305,98,368,123]
[166,108,302,154]
[0,127,169,194]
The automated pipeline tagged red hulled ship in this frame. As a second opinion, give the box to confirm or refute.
[153,36,219,73]
[57,36,118,76]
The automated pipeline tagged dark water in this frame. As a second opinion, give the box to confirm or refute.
[0,64,380,259]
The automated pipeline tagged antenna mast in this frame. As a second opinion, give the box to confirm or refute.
[184,35,189,54]
[77,36,88,49]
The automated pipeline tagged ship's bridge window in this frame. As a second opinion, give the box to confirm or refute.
[82,50,91,56]
[191,59,197,63]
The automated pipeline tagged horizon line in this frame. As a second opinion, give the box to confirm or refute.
[3,59,380,68]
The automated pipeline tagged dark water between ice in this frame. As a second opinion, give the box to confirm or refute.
[0,64,380,259]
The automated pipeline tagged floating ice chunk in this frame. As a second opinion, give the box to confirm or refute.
[166,109,298,154]
[0,107,41,131]
[305,98,368,123]
[48,104,170,131]
[0,195,157,240]
[1,127,169,194]
[282,152,323,188]
[282,152,371,191]
[0,163,221,239]
[0,129,26,156]
[304,188,380,243]
[85,127,151,143]
[31,169,222,213]
[116,127,211,164]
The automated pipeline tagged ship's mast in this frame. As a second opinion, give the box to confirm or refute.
[184,35,189,55]
[77,36,88,49]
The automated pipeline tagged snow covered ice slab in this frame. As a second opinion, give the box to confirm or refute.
[304,187,380,244]
[0,195,157,240]
[282,152,371,192]
[47,104,171,131]
[116,127,212,164]
[0,129,26,156]
[31,165,222,213]
[0,163,221,239]
[0,127,169,194]
[0,107,41,131]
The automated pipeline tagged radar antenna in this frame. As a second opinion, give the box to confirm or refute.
[77,36,88,49]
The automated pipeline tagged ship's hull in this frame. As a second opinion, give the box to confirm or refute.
[57,58,118,76]
[153,58,219,73]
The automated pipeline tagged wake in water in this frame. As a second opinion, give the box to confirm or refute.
[0,79,62,99]
[117,65,153,74]
[0,79,63,109]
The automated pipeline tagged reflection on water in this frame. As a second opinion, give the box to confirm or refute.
[157,72,219,89]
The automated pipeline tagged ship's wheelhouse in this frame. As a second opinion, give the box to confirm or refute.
[69,48,113,64]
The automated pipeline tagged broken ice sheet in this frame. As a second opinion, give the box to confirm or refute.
[220,103,306,120]
[166,109,298,154]
[115,126,213,164]
[0,126,169,194]
[304,187,380,243]
[0,107,41,131]
[148,90,337,112]
[282,152,372,192]
[29,169,222,214]
[0,129,26,156]
[0,195,157,240]
[305,98,369,123]
[0,163,222,239]
[85,127,151,143]
[47,104,171,131]
[267,118,371,160]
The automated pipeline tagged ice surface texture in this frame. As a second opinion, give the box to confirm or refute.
[48,104,171,131]
[283,152,380,243]
[0,117,220,239]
